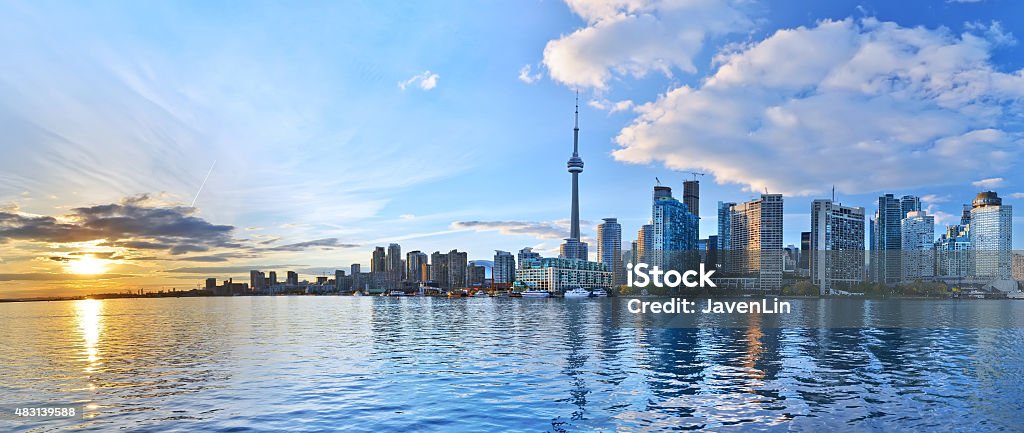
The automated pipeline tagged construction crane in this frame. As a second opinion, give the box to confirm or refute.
[687,171,705,181]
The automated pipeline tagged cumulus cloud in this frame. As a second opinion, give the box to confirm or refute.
[589,98,635,113]
[518,64,543,84]
[398,70,440,91]
[611,18,1024,196]
[972,177,1005,188]
[542,0,752,89]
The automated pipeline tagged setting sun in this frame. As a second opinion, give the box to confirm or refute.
[68,255,107,275]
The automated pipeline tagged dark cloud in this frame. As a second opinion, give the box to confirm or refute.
[0,195,236,256]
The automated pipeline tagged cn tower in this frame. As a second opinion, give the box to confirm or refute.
[560,93,588,261]
[567,93,584,241]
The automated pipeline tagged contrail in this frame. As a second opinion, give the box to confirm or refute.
[191,160,217,207]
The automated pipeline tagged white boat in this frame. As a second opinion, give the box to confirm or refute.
[474,291,488,298]
[521,289,551,298]
[386,290,406,297]
[563,288,590,298]
[589,288,609,298]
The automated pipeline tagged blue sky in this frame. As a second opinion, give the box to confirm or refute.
[1,0,1024,296]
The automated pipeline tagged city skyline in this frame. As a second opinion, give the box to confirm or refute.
[4,0,1024,297]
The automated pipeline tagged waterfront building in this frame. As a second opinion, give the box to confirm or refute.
[205,278,217,291]
[493,250,515,285]
[372,247,386,275]
[970,191,1013,281]
[430,251,449,289]
[717,201,735,269]
[810,199,866,294]
[597,217,624,286]
[560,96,589,261]
[901,210,935,282]
[705,235,720,271]
[936,225,971,277]
[250,270,266,292]
[683,180,700,218]
[799,231,811,277]
[448,249,468,290]
[350,264,362,290]
[406,250,427,283]
[871,194,906,285]
[635,224,653,264]
[386,243,403,285]
[517,247,541,269]
[335,270,351,292]
[515,257,611,294]
[467,264,487,287]
[268,271,277,286]
[722,194,784,291]
[650,185,699,272]
[286,271,298,286]
[1013,254,1024,281]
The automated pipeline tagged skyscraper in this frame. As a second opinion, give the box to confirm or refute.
[636,224,653,264]
[717,201,735,269]
[350,264,362,290]
[970,191,1013,281]
[406,250,427,283]
[810,199,865,294]
[651,185,699,272]
[597,218,623,286]
[900,195,922,219]
[286,271,298,286]
[871,194,904,285]
[936,224,970,277]
[901,210,935,282]
[493,250,516,285]
[448,249,468,290]
[250,270,266,292]
[723,194,784,291]
[517,247,540,269]
[372,247,386,274]
[561,95,589,261]
[386,243,403,285]
[683,180,699,218]
[430,251,449,288]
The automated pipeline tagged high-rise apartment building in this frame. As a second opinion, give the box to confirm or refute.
[430,251,449,288]
[493,250,516,285]
[936,225,970,277]
[871,194,907,284]
[597,218,624,286]
[650,185,699,272]
[901,210,935,282]
[448,249,468,290]
[810,199,865,294]
[722,194,784,291]
[683,180,699,218]
[517,247,541,269]
[406,250,427,283]
[970,191,1013,281]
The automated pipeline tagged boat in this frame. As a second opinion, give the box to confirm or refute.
[352,291,364,297]
[473,291,488,298]
[563,288,590,298]
[386,290,405,297]
[521,289,551,298]
[589,288,609,298]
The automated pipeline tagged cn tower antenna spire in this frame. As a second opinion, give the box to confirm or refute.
[573,90,580,156]
[566,91,585,244]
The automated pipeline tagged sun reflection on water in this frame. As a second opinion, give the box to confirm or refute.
[75,299,103,374]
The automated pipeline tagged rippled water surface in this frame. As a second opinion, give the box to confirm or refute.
[1,297,1023,432]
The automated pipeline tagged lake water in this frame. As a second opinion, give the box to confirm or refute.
[1,297,1022,432]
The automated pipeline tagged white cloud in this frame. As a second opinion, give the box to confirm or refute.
[921,194,950,204]
[588,98,634,113]
[972,177,1005,188]
[1008,192,1024,199]
[541,0,752,89]
[518,64,542,84]
[450,219,592,241]
[398,70,439,91]
[611,18,1024,196]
